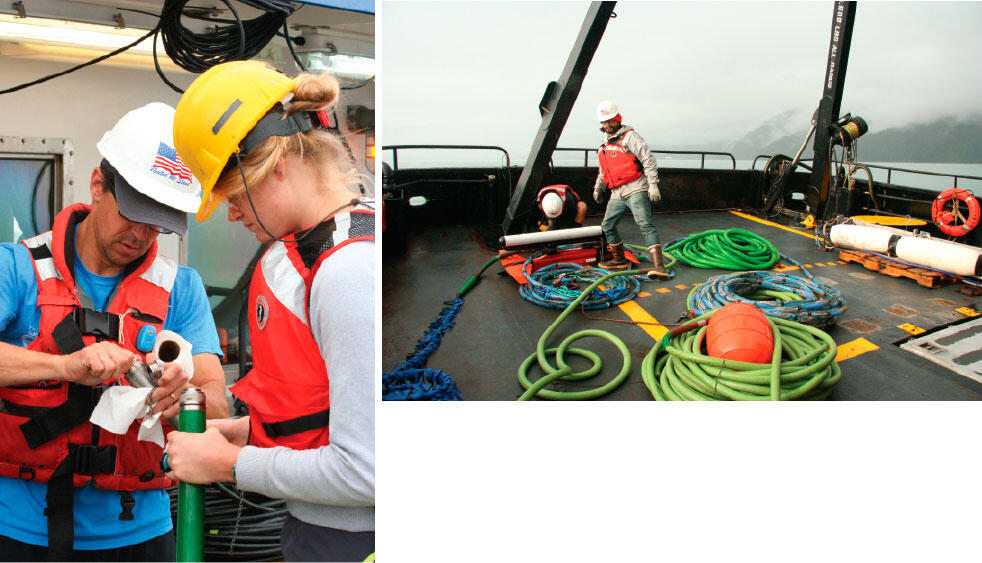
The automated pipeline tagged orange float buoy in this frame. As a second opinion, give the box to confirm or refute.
[705,303,775,364]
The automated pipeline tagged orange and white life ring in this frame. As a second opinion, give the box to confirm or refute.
[931,188,980,237]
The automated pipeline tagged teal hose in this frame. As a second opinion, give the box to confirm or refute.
[641,310,840,401]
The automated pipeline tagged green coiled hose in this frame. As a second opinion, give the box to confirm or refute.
[517,269,642,400]
[641,310,840,401]
[667,228,780,270]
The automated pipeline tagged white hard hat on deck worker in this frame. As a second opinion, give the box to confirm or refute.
[597,100,623,135]
[541,192,563,219]
[596,100,620,122]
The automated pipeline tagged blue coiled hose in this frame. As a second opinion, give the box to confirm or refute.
[518,259,645,310]
[687,255,847,328]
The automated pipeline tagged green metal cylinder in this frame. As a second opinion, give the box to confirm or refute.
[176,388,206,562]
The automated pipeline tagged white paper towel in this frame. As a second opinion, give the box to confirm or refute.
[154,330,194,383]
[89,386,165,447]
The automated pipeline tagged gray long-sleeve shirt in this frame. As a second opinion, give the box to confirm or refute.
[234,234,375,532]
[594,124,660,200]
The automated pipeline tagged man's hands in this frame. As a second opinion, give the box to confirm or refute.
[648,185,661,204]
[61,342,134,386]
[145,352,192,421]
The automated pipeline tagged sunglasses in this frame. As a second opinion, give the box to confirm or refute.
[101,166,173,235]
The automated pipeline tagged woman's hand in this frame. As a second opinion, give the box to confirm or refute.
[207,416,251,447]
[164,427,242,484]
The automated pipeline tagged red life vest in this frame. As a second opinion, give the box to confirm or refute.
[0,203,175,490]
[230,209,374,450]
[536,185,579,206]
[598,131,643,188]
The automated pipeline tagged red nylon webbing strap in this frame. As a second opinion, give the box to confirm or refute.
[498,247,639,285]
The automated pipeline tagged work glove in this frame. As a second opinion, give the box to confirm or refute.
[545,218,558,231]
[593,185,608,204]
[648,185,661,204]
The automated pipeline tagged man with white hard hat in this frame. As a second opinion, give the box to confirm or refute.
[536,184,587,231]
[0,103,227,560]
[593,100,669,278]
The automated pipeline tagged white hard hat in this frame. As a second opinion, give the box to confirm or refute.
[97,103,202,216]
[597,100,619,122]
[541,192,563,218]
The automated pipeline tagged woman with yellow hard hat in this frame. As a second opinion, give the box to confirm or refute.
[163,61,375,562]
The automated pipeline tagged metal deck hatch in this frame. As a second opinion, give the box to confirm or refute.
[900,318,982,383]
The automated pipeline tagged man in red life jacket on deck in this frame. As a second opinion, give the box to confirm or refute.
[592,100,670,279]
[0,103,227,561]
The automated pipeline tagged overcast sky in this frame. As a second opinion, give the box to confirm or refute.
[380,1,982,165]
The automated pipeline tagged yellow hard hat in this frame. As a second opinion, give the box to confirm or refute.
[173,61,295,221]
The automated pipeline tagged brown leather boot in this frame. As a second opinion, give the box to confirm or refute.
[598,242,630,271]
[646,244,670,279]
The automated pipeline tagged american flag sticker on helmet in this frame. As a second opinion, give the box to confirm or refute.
[152,142,193,184]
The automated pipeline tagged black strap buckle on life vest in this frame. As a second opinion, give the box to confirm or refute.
[19,383,105,449]
[261,407,331,438]
[50,308,120,355]
[68,443,117,476]
[118,491,136,521]
[73,307,120,341]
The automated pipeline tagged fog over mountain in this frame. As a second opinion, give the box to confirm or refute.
[730,114,982,164]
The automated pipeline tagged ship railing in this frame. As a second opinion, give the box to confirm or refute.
[553,147,737,169]
[751,155,982,190]
[382,144,511,171]
[857,163,982,191]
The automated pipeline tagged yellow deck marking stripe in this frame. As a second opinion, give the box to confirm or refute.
[898,323,926,335]
[956,307,980,317]
[617,300,669,341]
[656,288,672,294]
[835,338,879,362]
[638,291,651,298]
[674,285,689,290]
[728,210,817,240]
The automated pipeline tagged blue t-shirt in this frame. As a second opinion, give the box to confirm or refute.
[0,239,222,549]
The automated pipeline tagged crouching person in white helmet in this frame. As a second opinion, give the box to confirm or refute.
[593,100,670,279]
[0,103,228,560]
[536,185,587,231]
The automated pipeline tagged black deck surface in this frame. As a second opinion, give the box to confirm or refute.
[383,210,982,400]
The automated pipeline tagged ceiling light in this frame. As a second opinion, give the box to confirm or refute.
[303,51,375,80]
[0,14,160,54]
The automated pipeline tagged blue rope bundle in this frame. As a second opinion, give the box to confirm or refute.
[518,260,643,310]
[382,298,464,401]
[687,256,847,328]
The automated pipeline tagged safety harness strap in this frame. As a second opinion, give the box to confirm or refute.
[44,443,117,561]
[261,407,330,438]
[19,383,105,450]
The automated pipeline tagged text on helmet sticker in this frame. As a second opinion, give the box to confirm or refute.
[151,142,193,186]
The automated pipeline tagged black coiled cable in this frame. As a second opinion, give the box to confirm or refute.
[156,0,299,92]
[168,482,287,561]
